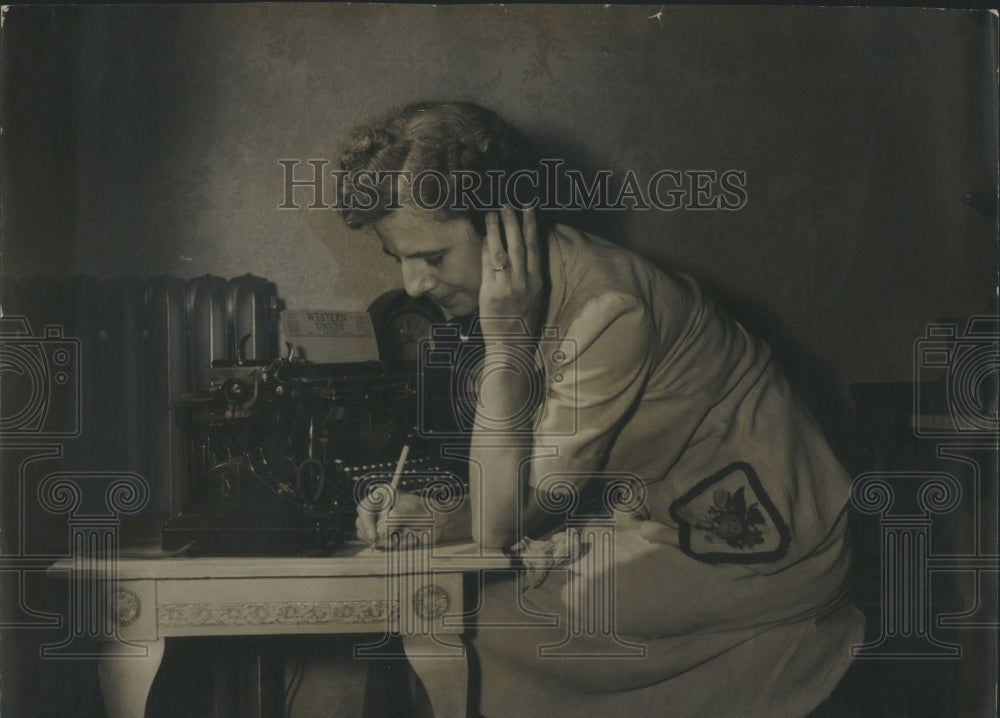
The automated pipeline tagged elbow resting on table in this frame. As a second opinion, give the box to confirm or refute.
[472,519,519,550]
[472,488,544,550]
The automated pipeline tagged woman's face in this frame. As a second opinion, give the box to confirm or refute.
[374,208,484,319]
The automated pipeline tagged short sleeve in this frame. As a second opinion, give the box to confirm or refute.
[529,292,655,489]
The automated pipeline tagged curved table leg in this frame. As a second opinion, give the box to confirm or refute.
[98,638,165,718]
[402,635,468,718]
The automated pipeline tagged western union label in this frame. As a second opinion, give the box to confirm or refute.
[279,310,378,362]
[282,310,373,338]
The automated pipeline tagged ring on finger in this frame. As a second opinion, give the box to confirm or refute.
[492,249,509,272]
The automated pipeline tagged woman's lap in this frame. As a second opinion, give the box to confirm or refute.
[466,517,863,717]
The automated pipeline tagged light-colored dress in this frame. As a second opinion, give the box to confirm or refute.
[471,224,864,718]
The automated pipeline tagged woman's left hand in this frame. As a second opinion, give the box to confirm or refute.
[478,205,544,338]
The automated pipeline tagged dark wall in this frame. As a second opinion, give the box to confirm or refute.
[2,5,80,282]
[3,5,995,388]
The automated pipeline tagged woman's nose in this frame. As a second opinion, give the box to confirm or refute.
[401,262,437,298]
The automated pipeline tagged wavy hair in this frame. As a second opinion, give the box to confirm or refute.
[338,101,549,237]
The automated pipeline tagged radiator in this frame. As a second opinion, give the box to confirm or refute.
[0,273,280,521]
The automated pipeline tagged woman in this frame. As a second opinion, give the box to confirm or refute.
[344,101,863,717]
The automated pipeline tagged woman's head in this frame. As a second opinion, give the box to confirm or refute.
[372,200,484,318]
[338,100,542,235]
[338,101,549,317]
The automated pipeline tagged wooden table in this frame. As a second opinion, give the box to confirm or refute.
[48,540,510,718]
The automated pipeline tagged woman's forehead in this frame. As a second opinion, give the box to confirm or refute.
[374,209,476,255]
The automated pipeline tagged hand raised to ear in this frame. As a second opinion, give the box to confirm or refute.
[478,205,543,338]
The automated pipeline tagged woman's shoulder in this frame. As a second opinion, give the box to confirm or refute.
[545,223,703,332]
[548,223,638,263]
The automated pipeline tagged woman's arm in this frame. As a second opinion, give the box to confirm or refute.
[469,342,548,547]
[356,206,545,549]
[471,206,548,548]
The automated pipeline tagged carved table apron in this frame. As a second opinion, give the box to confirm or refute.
[47,541,510,718]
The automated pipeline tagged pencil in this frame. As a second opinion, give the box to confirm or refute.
[368,434,414,550]
[390,433,413,490]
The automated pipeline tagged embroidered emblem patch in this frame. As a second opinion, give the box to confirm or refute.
[668,462,790,564]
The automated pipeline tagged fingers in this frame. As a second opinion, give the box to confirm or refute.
[356,510,378,545]
[376,513,389,547]
[479,205,543,335]
[357,491,431,548]
[356,510,389,548]
[481,212,502,278]
[359,513,424,550]
[483,211,509,278]
[357,482,395,545]
[500,205,524,281]
[522,206,541,278]
[484,206,537,280]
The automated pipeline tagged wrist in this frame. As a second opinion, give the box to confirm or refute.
[477,314,538,340]
[482,340,536,357]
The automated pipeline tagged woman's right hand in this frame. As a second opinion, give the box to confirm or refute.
[355,490,472,548]
[355,489,425,548]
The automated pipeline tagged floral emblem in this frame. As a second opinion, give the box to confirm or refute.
[669,462,790,564]
[694,486,767,549]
